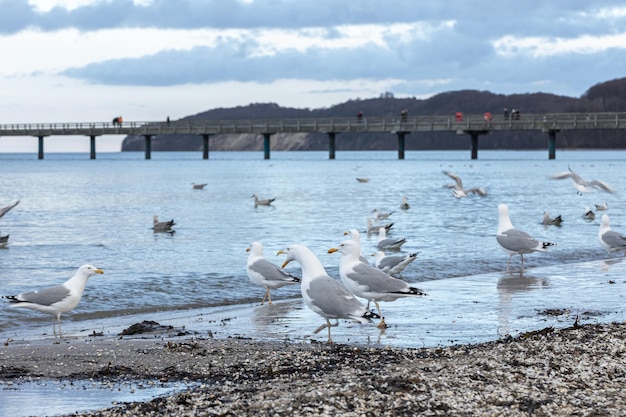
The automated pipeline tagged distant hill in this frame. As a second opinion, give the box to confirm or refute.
[121,77,626,151]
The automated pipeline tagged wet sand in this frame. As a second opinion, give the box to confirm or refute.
[1,321,625,416]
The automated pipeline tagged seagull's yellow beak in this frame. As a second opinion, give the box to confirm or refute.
[95,269,104,274]
[276,250,291,268]
[328,248,338,254]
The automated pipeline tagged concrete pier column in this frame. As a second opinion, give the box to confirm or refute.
[548,130,557,160]
[90,135,96,160]
[38,136,44,160]
[263,133,272,159]
[328,132,336,160]
[144,135,152,160]
[470,133,478,160]
[202,134,210,160]
[397,132,406,160]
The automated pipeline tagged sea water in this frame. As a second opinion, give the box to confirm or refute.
[0,150,625,346]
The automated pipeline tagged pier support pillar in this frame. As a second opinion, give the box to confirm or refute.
[328,132,336,160]
[470,133,478,160]
[38,136,44,160]
[90,135,96,160]
[202,134,210,160]
[547,130,558,160]
[397,132,407,160]
[263,133,272,160]
[144,135,152,160]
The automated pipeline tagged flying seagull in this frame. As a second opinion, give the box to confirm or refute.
[442,171,487,199]
[0,200,19,220]
[550,165,616,194]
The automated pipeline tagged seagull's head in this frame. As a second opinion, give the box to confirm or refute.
[78,264,104,277]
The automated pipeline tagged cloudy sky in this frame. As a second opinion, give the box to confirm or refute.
[2,0,626,152]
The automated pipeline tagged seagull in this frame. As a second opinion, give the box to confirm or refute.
[550,165,616,194]
[356,178,370,183]
[3,264,104,338]
[598,215,626,257]
[246,242,300,305]
[595,202,608,211]
[252,194,275,207]
[377,226,406,250]
[583,207,596,221]
[375,251,419,277]
[153,215,176,233]
[277,244,378,343]
[0,234,9,249]
[372,208,394,220]
[0,200,19,219]
[329,239,427,329]
[442,171,487,199]
[541,211,563,226]
[496,204,557,272]
[191,182,207,190]
[366,217,393,235]
[343,229,370,264]
[400,195,410,210]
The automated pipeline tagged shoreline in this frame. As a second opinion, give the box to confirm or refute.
[1,321,624,416]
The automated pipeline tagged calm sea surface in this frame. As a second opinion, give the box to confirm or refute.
[1,150,625,346]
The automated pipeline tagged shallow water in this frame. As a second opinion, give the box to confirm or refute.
[1,150,625,344]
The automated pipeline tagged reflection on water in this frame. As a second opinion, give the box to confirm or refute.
[497,272,549,336]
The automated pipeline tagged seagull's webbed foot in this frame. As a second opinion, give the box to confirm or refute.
[377,318,388,329]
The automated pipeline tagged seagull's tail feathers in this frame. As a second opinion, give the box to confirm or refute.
[539,241,558,251]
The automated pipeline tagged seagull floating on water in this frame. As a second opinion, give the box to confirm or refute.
[246,242,300,305]
[400,195,410,210]
[153,215,176,233]
[3,264,104,337]
[375,251,419,278]
[550,165,616,194]
[366,217,393,235]
[278,244,378,343]
[595,202,608,211]
[329,239,426,329]
[442,171,487,199]
[377,226,406,250]
[252,194,275,207]
[191,182,207,190]
[496,204,557,272]
[541,211,563,226]
[598,215,626,257]
[372,208,394,220]
[582,207,595,221]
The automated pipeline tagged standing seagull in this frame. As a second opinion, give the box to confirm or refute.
[3,264,104,338]
[246,242,300,305]
[496,204,557,272]
[598,215,626,257]
[278,244,378,343]
[550,165,616,194]
[329,239,426,329]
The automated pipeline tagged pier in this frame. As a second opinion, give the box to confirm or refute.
[1,112,625,160]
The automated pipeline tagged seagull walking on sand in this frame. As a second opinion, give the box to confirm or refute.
[246,242,300,305]
[278,244,378,343]
[252,194,275,207]
[550,165,616,194]
[442,171,487,199]
[329,239,426,329]
[598,215,626,257]
[496,204,557,272]
[3,264,104,337]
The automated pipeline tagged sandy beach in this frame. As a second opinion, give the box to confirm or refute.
[1,320,624,416]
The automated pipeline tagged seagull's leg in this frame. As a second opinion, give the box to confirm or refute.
[374,301,387,329]
[520,254,525,272]
[506,255,512,272]
[260,288,269,305]
[327,319,333,344]
[314,322,328,334]
[57,314,63,338]
[267,289,273,305]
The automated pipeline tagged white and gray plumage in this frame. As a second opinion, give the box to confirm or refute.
[583,207,596,221]
[246,242,300,305]
[541,211,563,226]
[0,200,19,219]
[252,194,275,206]
[496,204,557,272]
[343,228,370,264]
[278,244,378,343]
[153,215,176,233]
[3,264,104,337]
[191,182,207,190]
[375,251,419,277]
[372,208,394,220]
[329,239,426,329]
[400,195,410,210]
[595,202,608,211]
[377,226,406,250]
[366,217,393,235]
[442,171,487,199]
[550,165,616,194]
[598,214,626,257]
